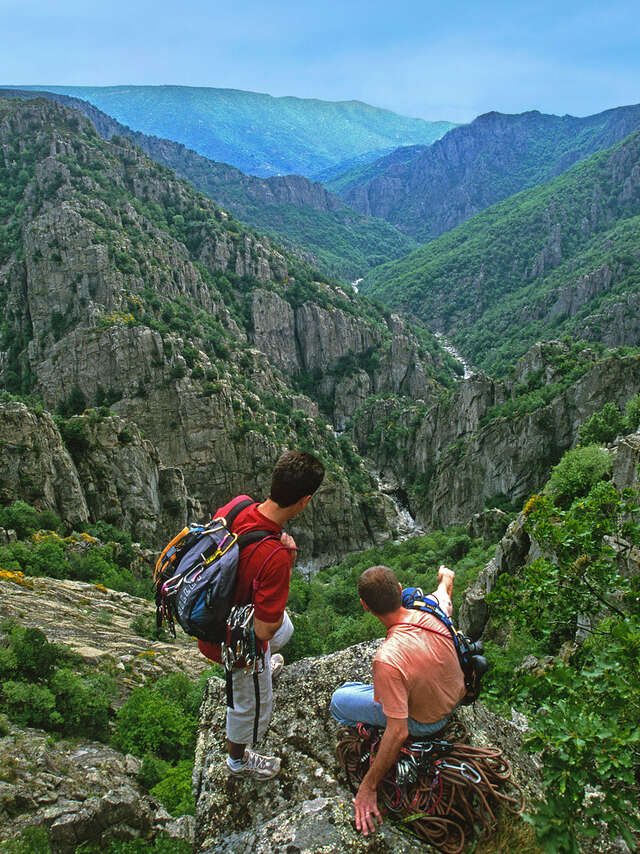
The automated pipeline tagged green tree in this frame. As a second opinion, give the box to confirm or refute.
[547,445,612,509]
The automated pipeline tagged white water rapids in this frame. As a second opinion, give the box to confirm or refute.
[435,333,473,379]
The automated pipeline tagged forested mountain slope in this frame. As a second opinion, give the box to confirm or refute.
[0,90,416,282]
[328,105,640,240]
[361,127,640,375]
[0,96,455,560]
[19,84,454,178]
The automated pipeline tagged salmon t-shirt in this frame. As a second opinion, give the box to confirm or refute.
[373,609,466,723]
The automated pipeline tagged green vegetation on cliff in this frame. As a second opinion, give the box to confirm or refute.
[327,105,640,240]
[484,459,640,852]
[362,128,640,375]
[231,202,417,282]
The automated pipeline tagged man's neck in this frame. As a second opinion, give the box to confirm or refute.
[378,607,413,631]
[257,498,293,528]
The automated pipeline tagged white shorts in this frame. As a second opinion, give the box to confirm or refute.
[226,611,293,745]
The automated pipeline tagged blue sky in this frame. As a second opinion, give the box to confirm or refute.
[2,0,639,122]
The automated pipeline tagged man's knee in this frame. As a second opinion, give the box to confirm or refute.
[330,682,373,724]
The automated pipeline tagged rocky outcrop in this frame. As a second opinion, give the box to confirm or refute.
[0,402,89,529]
[354,346,640,530]
[459,512,533,639]
[0,572,209,687]
[194,641,541,853]
[251,289,442,427]
[0,723,193,851]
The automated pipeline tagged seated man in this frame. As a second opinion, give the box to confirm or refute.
[330,564,466,836]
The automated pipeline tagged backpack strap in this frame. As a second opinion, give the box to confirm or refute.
[220,497,278,552]
[219,497,254,529]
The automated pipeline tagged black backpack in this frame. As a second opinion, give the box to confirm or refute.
[401,587,489,705]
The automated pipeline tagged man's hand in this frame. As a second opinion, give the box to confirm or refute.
[280,531,297,560]
[352,716,406,835]
[438,564,455,587]
[353,780,382,836]
[434,565,455,616]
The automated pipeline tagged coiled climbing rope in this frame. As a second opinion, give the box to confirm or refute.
[336,720,524,854]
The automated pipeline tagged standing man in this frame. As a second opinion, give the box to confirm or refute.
[198,450,324,780]
[330,565,465,835]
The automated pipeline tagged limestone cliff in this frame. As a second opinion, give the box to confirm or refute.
[0,96,451,559]
[354,343,640,529]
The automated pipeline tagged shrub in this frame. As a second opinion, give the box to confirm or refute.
[150,760,195,816]
[547,444,612,508]
[577,402,626,445]
[113,676,199,760]
[625,393,640,432]
[0,500,40,539]
[0,626,113,737]
[137,752,171,790]
[1,681,61,729]
[47,668,112,739]
[486,482,640,852]
[4,626,59,681]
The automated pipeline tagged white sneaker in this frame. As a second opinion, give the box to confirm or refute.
[227,749,281,780]
[271,653,284,683]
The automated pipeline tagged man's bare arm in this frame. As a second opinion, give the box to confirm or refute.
[430,565,455,617]
[253,613,284,641]
[353,716,408,836]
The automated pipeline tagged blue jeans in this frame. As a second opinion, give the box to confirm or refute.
[330,682,450,737]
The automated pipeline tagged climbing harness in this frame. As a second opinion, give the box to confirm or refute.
[336,720,524,854]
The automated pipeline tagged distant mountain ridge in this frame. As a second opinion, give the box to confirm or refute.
[361,126,640,375]
[17,84,455,178]
[328,105,640,240]
[1,89,415,281]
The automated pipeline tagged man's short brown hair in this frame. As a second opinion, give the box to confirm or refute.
[269,450,325,507]
[358,565,401,615]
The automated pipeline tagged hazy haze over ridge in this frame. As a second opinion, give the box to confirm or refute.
[2,0,640,122]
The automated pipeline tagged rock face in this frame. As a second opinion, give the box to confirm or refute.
[0,722,193,851]
[0,96,452,561]
[354,344,640,530]
[0,402,89,530]
[193,641,541,853]
[459,512,532,640]
[334,105,640,240]
[0,572,209,688]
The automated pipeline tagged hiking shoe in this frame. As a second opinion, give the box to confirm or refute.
[271,653,284,684]
[227,749,281,780]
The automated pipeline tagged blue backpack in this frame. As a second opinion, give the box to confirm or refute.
[401,587,488,705]
[155,498,274,643]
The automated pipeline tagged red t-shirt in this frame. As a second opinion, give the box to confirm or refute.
[197,495,292,663]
